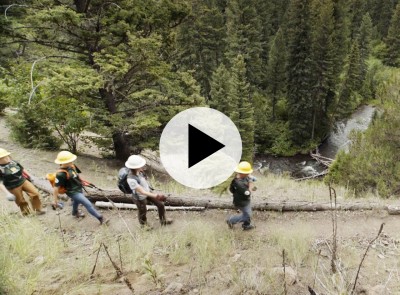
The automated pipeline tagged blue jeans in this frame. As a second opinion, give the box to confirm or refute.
[68,192,102,220]
[227,203,252,228]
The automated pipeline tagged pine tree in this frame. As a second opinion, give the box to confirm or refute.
[384,3,400,67]
[331,0,350,79]
[358,13,373,81]
[256,0,290,90]
[370,0,399,38]
[285,0,315,146]
[5,0,202,160]
[336,40,362,117]
[266,28,287,121]
[176,0,226,99]
[310,0,336,140]
[349,0,366,38]
[231,55,254,162]
[225,0,263,87]
[209,55,254,161]
[209,64,238,122]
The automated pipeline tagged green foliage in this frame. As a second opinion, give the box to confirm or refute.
[210,55,255,161]
[0,0,395,159]
[331,0,350,76]
[285,0,314,147]
[265,28,287,121]
[0,80,10,114]
[370,0,399,38]
[176,0,226,98]
[225,0,263,86]
[309,0,336,141]
[384,3,400,67]
[336,40,363,118]
[231,55,255,161]
[7,104,62,150]
[327,68,400,197]
[2,0,203,160]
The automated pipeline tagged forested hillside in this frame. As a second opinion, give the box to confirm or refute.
[1,0,400,162]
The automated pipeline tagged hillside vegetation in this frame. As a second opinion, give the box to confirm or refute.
[327,67,400,197]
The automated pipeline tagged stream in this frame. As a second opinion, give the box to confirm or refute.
[254,105,376,178]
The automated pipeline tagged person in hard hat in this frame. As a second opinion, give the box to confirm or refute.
[125,155,172,228]
[0,148,46,215]
[227,161,256,230]
[52,151,108,225]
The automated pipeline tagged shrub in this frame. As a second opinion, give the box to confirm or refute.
[7,104,62,150]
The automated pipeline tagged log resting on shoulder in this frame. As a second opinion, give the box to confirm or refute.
[31,175,395,213]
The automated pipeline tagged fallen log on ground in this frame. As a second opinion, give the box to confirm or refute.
[31,175,399,214]
[95,201,205,211]
[294,170,328,181]
[387,205,400,215]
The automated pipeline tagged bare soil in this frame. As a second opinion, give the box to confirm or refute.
[1,115,400,294]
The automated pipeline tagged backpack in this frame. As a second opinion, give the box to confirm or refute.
[46,168,70,194]
[0,161,31,182]
[117,167,141,194]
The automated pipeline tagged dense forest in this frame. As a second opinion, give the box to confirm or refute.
[1,0,400,168]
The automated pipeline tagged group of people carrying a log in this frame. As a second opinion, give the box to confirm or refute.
[0,148,256,230]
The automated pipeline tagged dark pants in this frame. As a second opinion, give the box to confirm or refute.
[133,196,166,225]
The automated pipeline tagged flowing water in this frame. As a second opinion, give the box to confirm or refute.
[255,105,376,178]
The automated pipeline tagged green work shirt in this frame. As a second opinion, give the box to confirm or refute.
[0,160,26,189]
[55,165,83,194]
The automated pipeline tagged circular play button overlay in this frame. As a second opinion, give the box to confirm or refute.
[160,107,242,189]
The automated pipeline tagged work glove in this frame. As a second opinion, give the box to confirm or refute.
[156,194,167,202]
[6,192,16,202]
[249,175,257,182]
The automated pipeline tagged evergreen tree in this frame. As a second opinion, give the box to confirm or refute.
[176,0,226,99]
[336,40,363,117]
[349,0,366,38]
[209,55,254,161]
[384,3,400,67]
[225,0,263,87]
[5,0,202,160]
[209,64,238,122]
[256,0,290,90]
[331,0,350,79]
[359,13,373,61]
[310,0,336,140]
[370,0,399,38]
[358,13,373,85]
[266,28,287,121]
[285,0,315,146]
[231,55,254,162]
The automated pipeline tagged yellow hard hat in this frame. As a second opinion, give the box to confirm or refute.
[0,148,11,159]
[55,151,77,164]
[235,161,253,174]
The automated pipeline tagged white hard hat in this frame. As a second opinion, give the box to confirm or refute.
[125,155,146,169]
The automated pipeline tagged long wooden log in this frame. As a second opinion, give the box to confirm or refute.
[95,201,205,211]
[31,175,399,214]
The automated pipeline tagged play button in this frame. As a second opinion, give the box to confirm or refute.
[160,107,242,189]
[188,124,225,168]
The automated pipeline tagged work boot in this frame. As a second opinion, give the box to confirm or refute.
[160,218,173,226]
[35,210,46,215]
[73,211,85,219]
[99,216,109,225]
[242,224,255,231]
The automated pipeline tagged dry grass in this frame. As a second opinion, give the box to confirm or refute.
[1,202,400,294]
[0,209,63,294]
